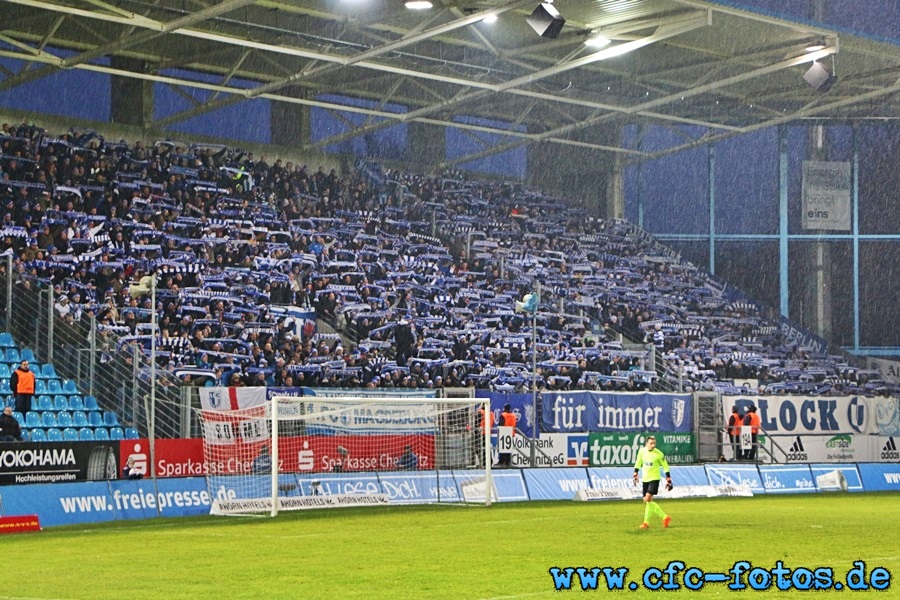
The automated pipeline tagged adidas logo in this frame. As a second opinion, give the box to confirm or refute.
[787,436,807,461]
[882,437,900,460]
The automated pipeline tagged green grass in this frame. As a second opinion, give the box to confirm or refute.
[2,493,898,599]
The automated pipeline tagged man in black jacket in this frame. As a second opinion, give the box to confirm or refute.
[0,406,21,441]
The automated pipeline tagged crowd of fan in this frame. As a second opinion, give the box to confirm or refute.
[1,121,896,399]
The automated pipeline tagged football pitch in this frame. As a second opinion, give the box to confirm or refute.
[3,493,897,599]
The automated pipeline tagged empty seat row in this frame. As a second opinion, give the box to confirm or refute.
[18,410,120,429]
[4,395,100,412]
[0,347,37,364]
[23,426,139,442]
[0,357,52,376]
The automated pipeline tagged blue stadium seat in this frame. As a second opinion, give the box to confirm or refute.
[68,396,84,411]
[109,427,125,441]
[4,348,19,364]
[37,395,53,411]
[62,427,79,442]
[53,395,69,411]
[62,379,78,394]
[0,381,9,394]
[25,411,41,428]
[47,379,62,394]
[20,348,35,362]
[2,396,11,409]
[93,427,110,441]
[33,378,46,394]
[13,412,24,426]
[73,411,90,427]
[88,411,103,427]
[84,396,100,411]
[41,364,57,379]
[125,427,139,440]
[56,411,73,428]
[0,364,10,379]
[29,428,46,442]
[103,411,120,427]
[47,428,63,442]
[41,412,58,428]
[0,332,14,348]
[78,428,94,441]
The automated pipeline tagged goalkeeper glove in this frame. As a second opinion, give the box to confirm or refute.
[665,477,673,492]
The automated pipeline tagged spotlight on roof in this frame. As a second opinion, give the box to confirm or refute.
[584,33,611,48]
[405,1,433,9]
[803,61,836,93]
[805,40,826,52]
[526,3,566,39]
[482,13,498,24]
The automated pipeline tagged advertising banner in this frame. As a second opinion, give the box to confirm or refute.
[203,434,437,474]
[723,396,874,435]
[522,467,591,500]
[758,465,816,494]
[856,463,900,492]
[587,432,695,467]
[201,386,439,411]
[586,466,638,493]
[0,442,120,485]
[542,392,692,433]
[704,464,765,494]
[874,436,900,462]
[802,160,851,231]
[810,464,863,492]
[0,478,213,528]
[507,433,574,468]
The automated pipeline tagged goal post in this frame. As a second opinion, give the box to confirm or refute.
[197,396,494,516]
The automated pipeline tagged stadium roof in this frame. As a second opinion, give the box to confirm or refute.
[1,0,898,164]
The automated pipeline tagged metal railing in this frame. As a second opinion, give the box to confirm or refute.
[3,258,188,439]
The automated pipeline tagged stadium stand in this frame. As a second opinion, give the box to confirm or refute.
[0,118,895,440]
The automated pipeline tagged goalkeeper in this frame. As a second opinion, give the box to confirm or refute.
[632,436,672,529]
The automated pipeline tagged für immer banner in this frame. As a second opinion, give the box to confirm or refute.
[541,392,692,433]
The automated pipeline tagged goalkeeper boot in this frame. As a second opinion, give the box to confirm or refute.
[639,522,650,529]
[662,515,671,528]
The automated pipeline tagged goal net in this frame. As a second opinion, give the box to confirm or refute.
[198,396,494,516]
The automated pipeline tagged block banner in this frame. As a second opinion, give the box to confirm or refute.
[810,464,863,492]
[522,468,591,500]
[704,464,766,494]
[587,432,695,467]
[542,392,692,433]
[758,465,816,494]
[856,463,900,491]
[723,396,875,435]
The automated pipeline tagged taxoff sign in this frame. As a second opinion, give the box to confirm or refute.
[587,432,695,467]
